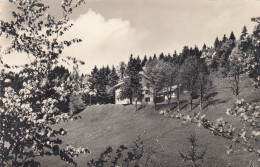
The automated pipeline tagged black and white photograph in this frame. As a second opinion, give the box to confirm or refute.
[0,0,260,166]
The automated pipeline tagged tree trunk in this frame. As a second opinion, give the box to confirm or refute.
[168,97,171,110]
[190,92,193,111]
[177,85,180,111]
[130,97,133,104]
[168,87,172,110]
[154,91,157,111]
[200,83,203,111]
[135,99,137,111]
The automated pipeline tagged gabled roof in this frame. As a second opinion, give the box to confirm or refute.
[113,76,130,89]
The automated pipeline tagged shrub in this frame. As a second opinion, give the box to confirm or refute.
[179,134,207,167]
[87,132,167,167]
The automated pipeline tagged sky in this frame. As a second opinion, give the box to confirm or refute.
[1,0,260,73]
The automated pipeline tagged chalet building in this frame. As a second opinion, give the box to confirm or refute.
[113,72,176,105]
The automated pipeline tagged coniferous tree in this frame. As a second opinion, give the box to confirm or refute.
[240,26,248,40]
[109,66,119,87]
[141,55,148,67]
[214,37,220,48]
[178,46,189,65]
[159,53,165,60]
[229,31,236,41]
[173,50,178,58]
[222,34,227,43]
[193,45,201,58]
[97,66,109,103]
[202,44,207,51]
[105,65,111,77]
[136,56,142,72]
[153,54,157,60]
[109,66,119,103]
[89,65,112,104]
[148,56,153,62]
[165,53,171,62]
[120,55,143,104]
[119,61,127,79]
[172,50,178,63]
[89,65,99,94]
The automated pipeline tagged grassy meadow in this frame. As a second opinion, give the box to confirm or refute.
[38,75,260,167]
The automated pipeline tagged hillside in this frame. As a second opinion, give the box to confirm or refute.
[38,75,260,167]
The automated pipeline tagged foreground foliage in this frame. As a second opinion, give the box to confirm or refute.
[0,0,89,166]
[87,132,167,167]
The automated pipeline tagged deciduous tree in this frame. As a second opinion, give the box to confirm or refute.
[0,1,89,166]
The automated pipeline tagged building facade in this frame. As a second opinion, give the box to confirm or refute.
[113,73,176,105]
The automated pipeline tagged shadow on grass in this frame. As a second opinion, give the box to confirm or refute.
[193,103,200,110]
[180,100,189,110]
[204,99,227,109]
[204,92,219,101]
[155,100,189,111]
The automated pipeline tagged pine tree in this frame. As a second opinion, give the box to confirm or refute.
[179,46,189,65]
[159,52,165,60]
[202,43,207,51]
[164,53,171,62]
[120,55,143,104]
[193,45,201,58]
[109,66,119,87]
[105,65,111,77]
[222,34,227,43]
[109,66,119,104]
[153,54,157,60]
[141,55,148,67]
[240,26,248,40]
[119,61,126,79]
[229,31,236,41]
[173,50,178,57]
[214,37,220,48]
[172,50,178,63]
[148,56,153,62]
[97,66,108,103]
[89,65,99,92]
[136,56,142,72]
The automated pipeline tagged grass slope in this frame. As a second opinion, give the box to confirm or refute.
[39,75,260,167]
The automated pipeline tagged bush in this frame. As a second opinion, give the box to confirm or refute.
[179,134,207,167]
[87,132,167,167]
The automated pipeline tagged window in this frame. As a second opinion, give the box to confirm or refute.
[145,97,150,102]
[145,90,150,95]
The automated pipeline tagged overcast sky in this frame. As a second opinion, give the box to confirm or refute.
[1,0,260,73]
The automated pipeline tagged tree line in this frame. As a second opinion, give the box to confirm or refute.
[87,23,260,113]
